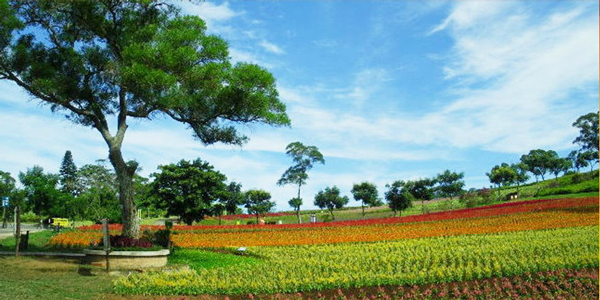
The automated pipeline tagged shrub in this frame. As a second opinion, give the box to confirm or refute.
[459,191,478,208]
[97,235,154,249]
[20,211,41,223]
[477,188,494,204]
[571,173,584,184]
[154,229,171,249]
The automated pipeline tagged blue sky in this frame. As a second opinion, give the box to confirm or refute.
[0,1,598,211]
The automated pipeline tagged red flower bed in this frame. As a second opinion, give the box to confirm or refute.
[217,212,294,220]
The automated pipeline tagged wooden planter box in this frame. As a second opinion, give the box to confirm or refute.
[83,249,170,269]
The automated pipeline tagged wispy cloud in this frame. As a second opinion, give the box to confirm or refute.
[259,40,285,55]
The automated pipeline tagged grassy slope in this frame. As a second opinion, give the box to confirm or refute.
[194,170,599,226]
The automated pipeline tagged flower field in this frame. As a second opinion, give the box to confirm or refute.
[45,196,599,297]
[114,225,599,295]
[49,197,598,248]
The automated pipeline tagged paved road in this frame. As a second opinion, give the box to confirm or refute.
[0,224,45,239]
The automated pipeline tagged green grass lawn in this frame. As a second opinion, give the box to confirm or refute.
[169,249,262,272]
[0,256,112,300]
[0,230,60,252]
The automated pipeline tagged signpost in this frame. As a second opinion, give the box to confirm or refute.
[1,196,8,228]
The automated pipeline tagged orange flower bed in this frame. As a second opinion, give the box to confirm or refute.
[48,197,599,248]
[171,208,598,247]
[48,230,103,248]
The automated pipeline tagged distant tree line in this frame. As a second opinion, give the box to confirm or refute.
[487,112,599,193]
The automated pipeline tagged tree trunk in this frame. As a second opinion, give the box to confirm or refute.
[108,147,139,238]
[329,209,335,220]
[296,184,302,224]
[362,203,365,218]
[218,215,222,225]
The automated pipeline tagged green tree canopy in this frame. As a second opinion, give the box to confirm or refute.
[76,163,120,223]
[510,163,529,192]
[548,157,572,179]
[351,182,380,217]
[0,170,16,228]
[572,112,599,153]
[220,182,245,215]
[314,186,349,220]
[487,163,517,189]
[19,165,72,218]
[520,149,559,182]
[384,180,414,216]
[0,170,15,198]
[151,159,228,225]
[288,197,303,222]
[244,189,275,223]
[0,1,289,237]
[434,170,465,198]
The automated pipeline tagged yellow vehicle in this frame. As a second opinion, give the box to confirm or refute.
[49,218,70,228]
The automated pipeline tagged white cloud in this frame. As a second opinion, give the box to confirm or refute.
[259,40,285,55]
[334,68,390,107]
[177,1,239,23]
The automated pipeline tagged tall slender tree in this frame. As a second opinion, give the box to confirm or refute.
[59,150,78,196]
[277,142,324,223]
[0,1,289,237]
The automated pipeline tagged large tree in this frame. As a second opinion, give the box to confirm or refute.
[434,170,465,198]
[351,182,379,217]
[384,180,414,216]
[277,142,324,223]
[151,159,227,226]
[59,150,78,196]
[0,1,289,237]
[314,186,348,220]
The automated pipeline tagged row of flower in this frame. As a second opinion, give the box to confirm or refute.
[155,267,599,300]
[114,226,599,295]
[76,197,597,233]
[170,208,598,247]
[48,197,598,248]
